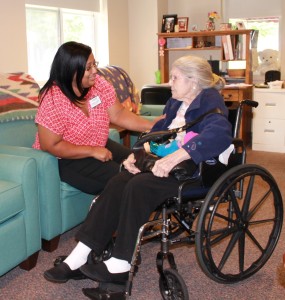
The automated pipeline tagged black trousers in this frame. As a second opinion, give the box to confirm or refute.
[58,139,131,195]
[75,170,181,262]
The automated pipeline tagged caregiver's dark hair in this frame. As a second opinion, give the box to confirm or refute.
[39,41,92,105]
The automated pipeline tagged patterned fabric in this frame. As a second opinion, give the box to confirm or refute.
[0,72,39,114]
[97,65,140,113]
[33,75,116,150]
[0,66,139,126]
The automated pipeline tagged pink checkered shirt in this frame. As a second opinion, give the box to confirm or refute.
[33,75,116,151]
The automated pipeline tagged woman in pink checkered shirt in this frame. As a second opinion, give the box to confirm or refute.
[33,41,156,195]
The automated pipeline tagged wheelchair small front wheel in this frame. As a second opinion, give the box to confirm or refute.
[159,268,189,300]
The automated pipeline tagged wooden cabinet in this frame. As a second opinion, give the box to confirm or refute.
[252,88,285,153]
[157,29,253,84]
[222,86,253,145]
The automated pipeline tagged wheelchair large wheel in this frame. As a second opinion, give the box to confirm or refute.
[195,164,283,283]
[159,268,189,300]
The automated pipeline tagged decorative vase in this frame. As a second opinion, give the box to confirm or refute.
[206,20,215,31]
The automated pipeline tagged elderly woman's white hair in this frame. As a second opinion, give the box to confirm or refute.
[172,55,225,91]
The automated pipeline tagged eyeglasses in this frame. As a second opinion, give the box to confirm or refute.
[86,61,99,72]
[169,74,191,82]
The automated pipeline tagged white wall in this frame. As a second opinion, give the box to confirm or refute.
[106,0,129,71]
[26,0,100,11]
[0,0,284,89]
[128,0,162,90]
[224,0,282,18]
[0,1,28,72]
[168,0,221,31]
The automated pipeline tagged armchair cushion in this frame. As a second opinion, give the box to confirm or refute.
[0,181,23,223]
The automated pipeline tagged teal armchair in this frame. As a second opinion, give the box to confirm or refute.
[0,153,41,275]
[0,109,120,252]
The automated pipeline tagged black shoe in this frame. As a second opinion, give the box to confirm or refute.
[82,286,126,300]
[44,262,86,283]
[80,262,129,283]
[53,256,67,267]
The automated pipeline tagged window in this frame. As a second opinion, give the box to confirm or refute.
[230,17,279,52]
[25,5,104,85]
[228,17,279,70]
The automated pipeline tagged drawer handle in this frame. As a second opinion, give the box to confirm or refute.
[223,94,232,100]
[264,129,275,133]
[265,103,276,106]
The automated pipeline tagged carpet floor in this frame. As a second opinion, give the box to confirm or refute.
[0,149,285,300]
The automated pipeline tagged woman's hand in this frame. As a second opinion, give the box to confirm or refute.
[152,114,166,124]
[90,147,113,162]
[123,153,141,174]
[152,148,190,177]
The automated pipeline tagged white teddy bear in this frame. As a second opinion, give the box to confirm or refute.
[257,49,280,75]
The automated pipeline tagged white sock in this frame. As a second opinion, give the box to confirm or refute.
[104,257,131,274]
[64,242,91,270]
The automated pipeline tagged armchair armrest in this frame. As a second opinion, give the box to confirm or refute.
[0,153,40,254]
[140,104,165,116]
[0,145,62,240]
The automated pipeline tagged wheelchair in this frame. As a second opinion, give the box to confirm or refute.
[83,100,283,300]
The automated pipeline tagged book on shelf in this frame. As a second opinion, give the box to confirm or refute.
[221,35,229,60]
[222,35,234,60]
[226,35,234,60]
[234,34,247,60]
[241,34,246,60]
[250,30,259,48]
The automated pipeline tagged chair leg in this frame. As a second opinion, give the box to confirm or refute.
[42,235,61,252]
[19,251,39,271]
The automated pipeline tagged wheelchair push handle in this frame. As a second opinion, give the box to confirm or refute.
[240,99,259,108]
[233,99,259,139]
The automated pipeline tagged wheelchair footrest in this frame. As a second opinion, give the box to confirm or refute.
[82,282,126,300]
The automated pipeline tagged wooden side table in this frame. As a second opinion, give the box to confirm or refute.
[221,86,253,145]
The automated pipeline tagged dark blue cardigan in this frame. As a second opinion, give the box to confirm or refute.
[151,88,233,165]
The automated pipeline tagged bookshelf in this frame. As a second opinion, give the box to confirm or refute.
[157,29,254,145]
[157,29,253,84]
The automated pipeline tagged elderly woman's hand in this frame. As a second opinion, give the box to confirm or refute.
[152,148,191,177]
[123,153,141,174]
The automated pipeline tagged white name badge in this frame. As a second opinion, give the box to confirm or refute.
[90,96,101,108]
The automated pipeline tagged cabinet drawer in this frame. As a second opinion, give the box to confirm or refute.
[252,118,285,146]
[221,89,239,101]
[253,91,285,119]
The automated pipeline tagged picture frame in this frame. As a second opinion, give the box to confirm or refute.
[220,23,232,31]
[236,21,246,30]
[161,14,177,33]
[177,17,189,32]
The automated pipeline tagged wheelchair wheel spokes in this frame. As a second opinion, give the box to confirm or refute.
[196,164,283,283]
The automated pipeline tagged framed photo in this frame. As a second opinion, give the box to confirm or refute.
[236,21,245,30]
[191,24,198,31]
[220,23,232,31]
[161,14,177,33]
[177,17,189,32]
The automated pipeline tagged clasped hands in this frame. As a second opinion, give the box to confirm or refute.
[123,152,181,177]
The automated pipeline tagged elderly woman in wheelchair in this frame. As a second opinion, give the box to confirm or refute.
[43,55,283,300]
